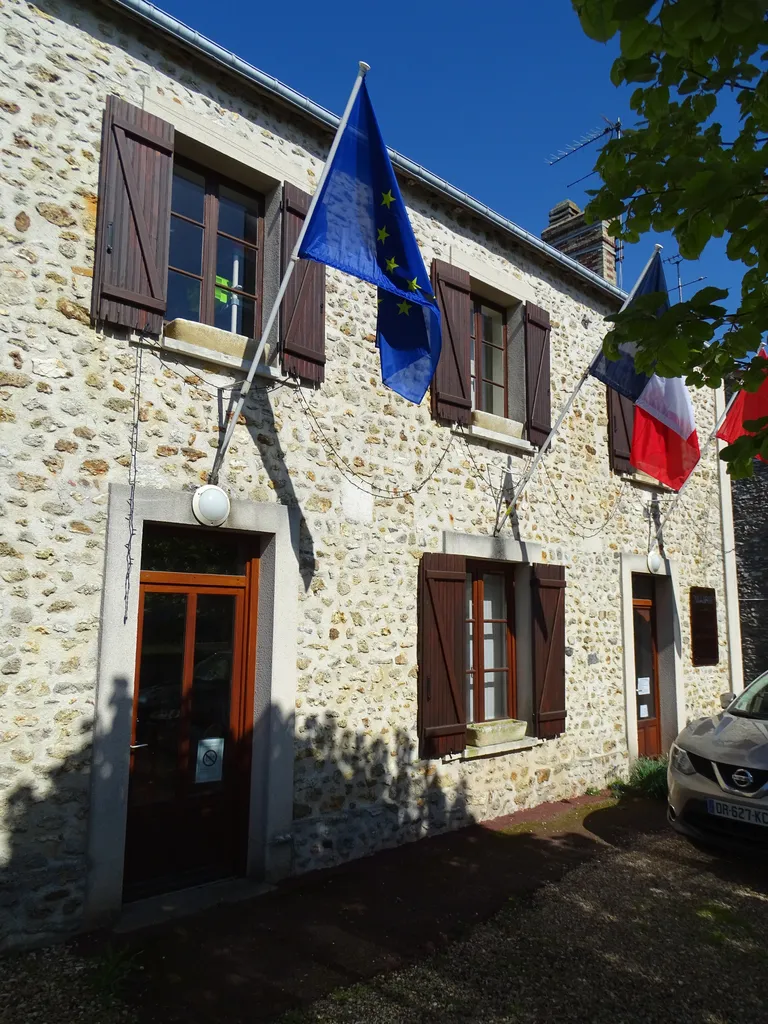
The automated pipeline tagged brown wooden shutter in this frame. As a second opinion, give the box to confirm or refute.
[430,260,471,425]
[280,182,326,383]
[92,95,174,335]
[524,303,552,447]
[690,587,719,666]
[608,387,635,475]
[417,552,467,757]
[531,564,567,739]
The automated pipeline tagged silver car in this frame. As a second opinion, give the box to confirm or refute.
[668,670,768,849]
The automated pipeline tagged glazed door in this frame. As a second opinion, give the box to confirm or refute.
[124,527,258,901]
[632,578,661,758]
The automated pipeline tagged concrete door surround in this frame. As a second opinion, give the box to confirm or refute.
[83,485,298,928]
[620,553,685,762]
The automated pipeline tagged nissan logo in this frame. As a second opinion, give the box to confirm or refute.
[732,769,754,788]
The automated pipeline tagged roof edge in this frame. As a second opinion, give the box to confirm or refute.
[103,0,625,305]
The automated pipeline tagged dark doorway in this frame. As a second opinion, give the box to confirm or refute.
[632,574,661,757]
[123,524,259,901]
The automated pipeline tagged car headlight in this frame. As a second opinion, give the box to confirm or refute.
[670,743,697,776]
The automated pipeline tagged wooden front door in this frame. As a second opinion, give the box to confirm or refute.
[123,524,259,901]
[632,574,661,758]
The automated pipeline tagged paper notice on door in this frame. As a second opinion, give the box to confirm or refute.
[195,737,224,784]
[638,704,649,719]
[637,677,651,696]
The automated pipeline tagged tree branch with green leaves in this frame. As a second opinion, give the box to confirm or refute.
[572,0,768,476]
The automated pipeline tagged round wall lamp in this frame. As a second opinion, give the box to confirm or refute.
[647,549,663,574]
[192,484,231,527]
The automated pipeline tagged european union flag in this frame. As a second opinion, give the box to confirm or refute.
[298,79,441,404]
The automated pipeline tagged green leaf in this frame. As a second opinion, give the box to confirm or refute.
[573,0,619,42]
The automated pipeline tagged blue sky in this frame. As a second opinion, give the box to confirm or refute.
[158,0,739,305]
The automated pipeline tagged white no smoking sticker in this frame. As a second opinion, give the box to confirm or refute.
[195,737,224,783]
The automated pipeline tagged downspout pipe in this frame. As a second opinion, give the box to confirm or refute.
[105,0,625,306]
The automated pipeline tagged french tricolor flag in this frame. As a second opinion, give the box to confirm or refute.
[590,250,700,491]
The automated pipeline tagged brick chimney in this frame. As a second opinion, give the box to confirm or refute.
[541,199,616,284]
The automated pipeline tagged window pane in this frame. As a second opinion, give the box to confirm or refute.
[214,290,257,337]
[483,573,506,620]
[216,236,258,296]
[484,671,507,721]
[470,307,476,338]
[218,186,260,243]
[481,305,504,346]
[483,620,507,671]
[169,215,203,276]
[483,343,504,386]
[166,269,201,323]
[172,166,205,223]
[466,618,474,671]
[141,523,247,574]
[466,673,474,723]
[465,575,473,619]
[483,381,505,417]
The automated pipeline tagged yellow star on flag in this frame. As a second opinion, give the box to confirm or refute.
[381,190,395,208]
[385,256,399,273]
[397,300,411,316]
[377,226,390,244]
[407,277,421,292]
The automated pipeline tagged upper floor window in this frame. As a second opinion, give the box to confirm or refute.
[470,298,507,417]
[166,162,264,339]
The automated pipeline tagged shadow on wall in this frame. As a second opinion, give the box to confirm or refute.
[239,386,316,592]
[0,672,472,950]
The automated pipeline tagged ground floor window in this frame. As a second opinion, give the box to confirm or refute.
[465,561,516,723]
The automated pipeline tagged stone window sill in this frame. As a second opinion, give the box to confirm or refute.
[442,735,542,762]
[621,469,675,493]
[137,319,286,382]
[453,411,534,454]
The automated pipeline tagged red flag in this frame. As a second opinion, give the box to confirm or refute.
[631,407,701,491]
[717,350,768,460]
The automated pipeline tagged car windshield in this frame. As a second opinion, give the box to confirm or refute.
[730,671,768,719]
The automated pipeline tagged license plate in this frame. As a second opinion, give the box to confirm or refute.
[707,799,768,826]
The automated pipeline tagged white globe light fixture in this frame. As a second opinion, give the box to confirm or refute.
[647,549,663,574]
[192,484,231,527]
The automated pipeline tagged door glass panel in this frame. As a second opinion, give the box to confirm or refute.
[190,594,236,785]
[483,620,507,670]
[483,574,506,619]
[633,607,656,720]
[132,592,187,805]
[484,671,507,721]
[141,524,248,575]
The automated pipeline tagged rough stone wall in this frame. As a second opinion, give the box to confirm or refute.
[0,0,732,946]
[732,461,768,683]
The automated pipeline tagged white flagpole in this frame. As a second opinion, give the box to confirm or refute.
[209,61,371,484]
[493,244,663,536]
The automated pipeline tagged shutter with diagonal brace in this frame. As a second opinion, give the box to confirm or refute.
[280,182,326,383]
[608,387,635,475]
[524,303,552,446]
[531,564,567,739]
[418,553,467,757]
[430,260,471,425]
[92,96,174,335]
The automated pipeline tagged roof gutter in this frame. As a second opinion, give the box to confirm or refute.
[104,0,625,304]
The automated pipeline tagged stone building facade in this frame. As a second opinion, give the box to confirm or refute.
[732,461,768,683]
[0,0,740,949]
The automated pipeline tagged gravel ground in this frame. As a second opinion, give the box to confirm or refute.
[0,945,137,1024]
[280,832,768,1024]
[3,829,766,1024]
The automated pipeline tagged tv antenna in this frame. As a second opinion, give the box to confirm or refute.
[663,254,706,303]
[547,116,624,286]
